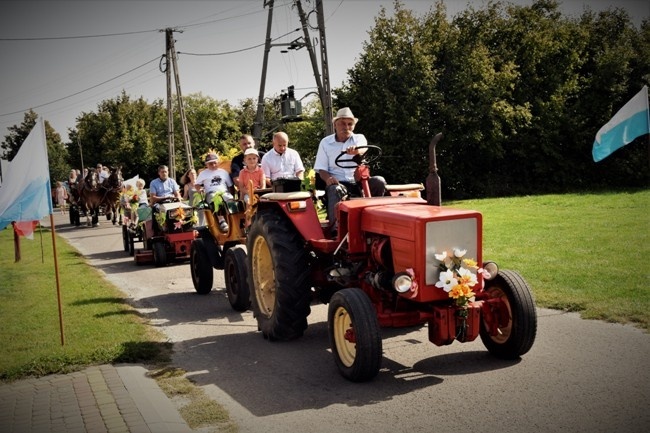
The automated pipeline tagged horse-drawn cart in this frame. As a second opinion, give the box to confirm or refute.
[121,205,150,256]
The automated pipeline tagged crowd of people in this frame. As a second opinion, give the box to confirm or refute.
[57,107,386,236]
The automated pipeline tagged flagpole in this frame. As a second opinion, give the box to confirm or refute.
[49,213,65,345]
[12,222,21,262]
[646,86,650,169]
[39,221,45,263]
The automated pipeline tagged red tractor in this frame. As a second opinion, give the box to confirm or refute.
[245,135,537,382]
[134,200,198,267]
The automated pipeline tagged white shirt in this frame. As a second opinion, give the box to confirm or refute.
[314,133,368,182]
[261,148,305,180]
[195,167,232,195]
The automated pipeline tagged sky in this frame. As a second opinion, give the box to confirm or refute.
[0,0,648,144]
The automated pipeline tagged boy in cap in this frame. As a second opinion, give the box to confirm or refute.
[195,150,233,233]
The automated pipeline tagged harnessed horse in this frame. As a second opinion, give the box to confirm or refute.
[77,169,103,226]
[101,166,123,225]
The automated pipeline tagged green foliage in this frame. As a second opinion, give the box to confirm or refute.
[449,189,650,330]
[183,93,241,168]
[69,92,168,182]
[337,0,649,198]
[1,109,70,183]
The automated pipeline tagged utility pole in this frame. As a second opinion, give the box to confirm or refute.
[253,0,275,143]
[164,28,194,179]
[254,0,333,141]
[294,0,323,101]
[165,30,175,177]
[316,0,333,135]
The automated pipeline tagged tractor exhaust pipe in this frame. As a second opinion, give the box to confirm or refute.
[426,133,443,206]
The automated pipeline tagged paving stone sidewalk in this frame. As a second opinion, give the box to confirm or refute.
[0,364,192,433]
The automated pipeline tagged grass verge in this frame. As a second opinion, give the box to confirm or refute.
[0,224,171,381]
[152,367,238,433]
[448,189,649,330]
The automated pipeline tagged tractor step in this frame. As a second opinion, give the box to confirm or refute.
[134,249,153,264]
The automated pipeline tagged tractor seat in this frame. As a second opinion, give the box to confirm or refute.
[385,183,424,197]
[261,191,312,201]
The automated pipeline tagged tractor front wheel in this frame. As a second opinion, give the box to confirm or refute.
[247,211,311,341]
[224,245,251,311]
[190,239,213,294]
[480,269,537,359]
[328,288,382,382]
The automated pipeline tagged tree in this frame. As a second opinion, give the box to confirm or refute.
[334,0,649,198]
[1,109,69,183]
[183,93,241,167]
[69,92,168,182]
[336,1,450,187]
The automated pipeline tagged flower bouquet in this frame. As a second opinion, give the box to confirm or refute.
[434,248,489,340]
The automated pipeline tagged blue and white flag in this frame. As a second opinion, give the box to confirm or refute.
[593,85,650,162]
[0,117,53,230]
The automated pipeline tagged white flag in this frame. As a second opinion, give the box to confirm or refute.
[0,117,53,230]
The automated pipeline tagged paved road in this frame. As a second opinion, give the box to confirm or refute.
[54,213,649,433]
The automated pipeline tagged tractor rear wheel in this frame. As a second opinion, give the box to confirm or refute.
[480,269,537,359]
[128,232,135,256]
[224,245,251,311]
[247,211,311,341]
[152,241,167,267]
[328,288,382,382]
[190,239,213,294]
[122,225,129,252]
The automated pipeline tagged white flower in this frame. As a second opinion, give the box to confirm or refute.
[435,269,458,292]
[453,248,467,258]
[435,250,454,269]
[457,267,478,287]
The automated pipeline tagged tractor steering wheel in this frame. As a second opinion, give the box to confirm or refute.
[334,145,382,169]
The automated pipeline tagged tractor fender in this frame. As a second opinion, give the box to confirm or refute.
[256,194,324,241]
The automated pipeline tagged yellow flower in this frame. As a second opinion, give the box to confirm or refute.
[463,258,478,268]
[449,284,465,300]
[174,207,186,221]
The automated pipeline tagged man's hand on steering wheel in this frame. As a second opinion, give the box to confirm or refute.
[334,145,382,169]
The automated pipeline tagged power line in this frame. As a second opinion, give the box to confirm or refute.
[0,1,292,41]
[178,28,300,56]
[0,56,161,118]
[0,29,159,41]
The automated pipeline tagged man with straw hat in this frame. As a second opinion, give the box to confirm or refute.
[314,107,387,228]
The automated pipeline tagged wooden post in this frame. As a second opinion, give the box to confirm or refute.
[12,222,21,262]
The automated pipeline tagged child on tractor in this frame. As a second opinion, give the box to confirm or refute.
[238,148,266,204]
[195,150,233,233]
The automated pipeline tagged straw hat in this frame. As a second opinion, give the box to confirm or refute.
[332,107,358,124]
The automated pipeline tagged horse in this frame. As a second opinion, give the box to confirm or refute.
[101,166,123,225]
[66,181,83,226]
[77,169,104,227]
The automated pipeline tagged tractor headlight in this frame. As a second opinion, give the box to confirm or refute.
[392,272,412,293]
[481,261,499,280]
